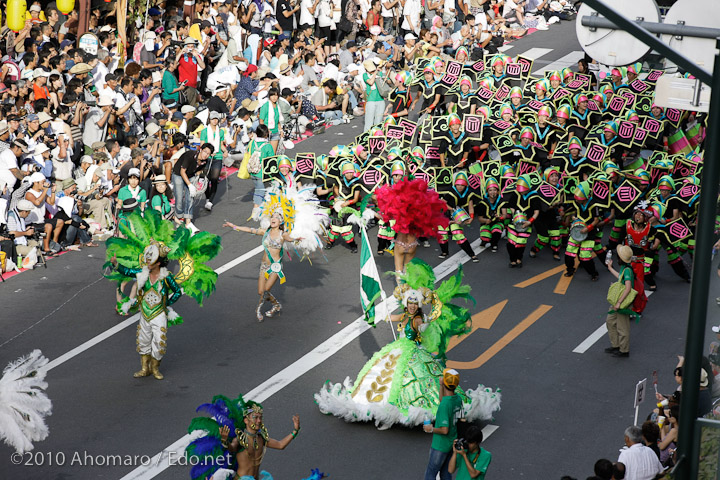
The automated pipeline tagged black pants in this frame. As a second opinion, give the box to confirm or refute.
[506,243,525,263]
[1,239,17,264]
[566,255,598,277]
[205,158,223,204]
[441,240,475,257]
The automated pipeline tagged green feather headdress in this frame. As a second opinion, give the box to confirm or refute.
[103,210,222,306]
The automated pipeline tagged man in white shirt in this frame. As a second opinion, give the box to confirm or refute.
[0,140,29,194]
[381,0,401,35]
[617,426,664,480]
[402,0,422,35]
[299,0,319,28]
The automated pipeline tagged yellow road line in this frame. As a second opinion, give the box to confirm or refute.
[447,304,553,370]
[446,300,508,351]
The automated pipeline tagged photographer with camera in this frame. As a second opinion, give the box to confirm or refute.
[115,77,141,136]
[172,143,215,234]
[25,172,67,254]
[448,425,492,479]
[176,38,204,106]
[6,199,42,259]
[311,79,345,125]
[82,95,114,155]
[54,178,97,248]
[22,143,53,179]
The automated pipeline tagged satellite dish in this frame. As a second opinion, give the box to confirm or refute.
[661,0,720,75]
[576,0,661,66]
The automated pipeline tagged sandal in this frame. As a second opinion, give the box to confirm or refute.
[564,270,575,277]
[591,274,599,282]
[509,262,517,268]
[83,242,99,247]
[471,256,479,263]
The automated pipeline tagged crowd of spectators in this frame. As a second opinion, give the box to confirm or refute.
[0,0,576,273]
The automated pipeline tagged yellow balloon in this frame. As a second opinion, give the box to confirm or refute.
[7,0,28,32]
[57,0,75,15]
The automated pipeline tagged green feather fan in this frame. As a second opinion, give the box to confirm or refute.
[103,210,222,306]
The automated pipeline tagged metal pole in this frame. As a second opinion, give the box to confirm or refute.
[581,16,720,40]
[582,0,712,85]
[674,38,720,480]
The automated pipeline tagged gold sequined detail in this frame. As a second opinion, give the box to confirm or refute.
[159,349,166,355]
[160,327,167,333]
[161,335,167,341]
[365,354,398,403]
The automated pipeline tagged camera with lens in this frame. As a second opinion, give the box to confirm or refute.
[454,438,467,451]
[29,227,46,241]
[85,100,97,107]
[0,224,14,241]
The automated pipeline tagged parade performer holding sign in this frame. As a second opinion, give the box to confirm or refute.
[224,181,329,321]
[104,210,222,380]
[185,393,300,480]
[315,260,501,429]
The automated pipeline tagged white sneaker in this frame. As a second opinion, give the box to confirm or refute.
[204,200,213,211]
[353,107,364,116]
[187,222,200,234]
[548,16,560,24]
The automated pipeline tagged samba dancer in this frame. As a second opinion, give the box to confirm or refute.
[186,394,300,480]
[224,182,328,321]
[224,215,293,321]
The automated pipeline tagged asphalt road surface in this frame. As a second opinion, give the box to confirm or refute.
[1,19,714,480]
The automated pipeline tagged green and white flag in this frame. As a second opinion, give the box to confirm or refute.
[359,225,384,326]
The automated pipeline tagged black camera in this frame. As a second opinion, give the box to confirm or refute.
[0,224,14,241]
[85,100,97,107]
[454,438,467,451]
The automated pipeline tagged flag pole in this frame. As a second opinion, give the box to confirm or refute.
[360,224,396,341]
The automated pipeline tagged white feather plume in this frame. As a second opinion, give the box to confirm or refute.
[0,350,52,453]
[346,208,376,228]
[255,181,330,256]
[210,469,236,480]
[314,378,501,429]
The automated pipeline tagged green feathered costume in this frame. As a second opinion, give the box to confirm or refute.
[102,210,221,378]
[315,259,501,428]
[104,210,222,310]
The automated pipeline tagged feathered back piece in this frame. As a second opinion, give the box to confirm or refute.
[375,179,449,239]
[254,182,329,256]
[103,210,222,306]
[398,259,475,359]
[0,350,52,453]
[186,394,252,480]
